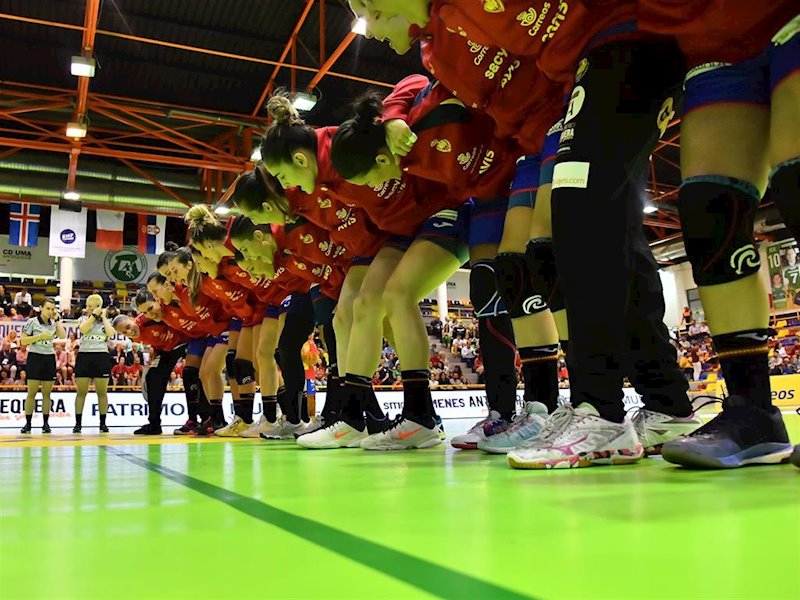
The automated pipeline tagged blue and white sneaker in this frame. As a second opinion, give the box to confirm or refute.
[477,402,549,454]
[450,410,510,449]
[662,396,792,469]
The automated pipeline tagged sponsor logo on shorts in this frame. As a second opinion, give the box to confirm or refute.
[564,86,585,123]
[522,295,547,314]
[482,0,505,13]
[552,161,590,189]
[656,97,676,139]
[575,58,589,83]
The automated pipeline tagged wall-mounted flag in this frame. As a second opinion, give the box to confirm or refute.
[9,202,41,247]
[137,214,166,255]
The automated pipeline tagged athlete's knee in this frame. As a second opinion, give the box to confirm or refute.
[495,252,549,318]
[525,238,564,312]
[382,278,414,317]
[470,260,506,318]
[233,358,255,385]
[678,176,761,286]
[352,287,384,322]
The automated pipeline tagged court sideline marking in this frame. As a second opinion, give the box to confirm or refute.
[103,446,537,600]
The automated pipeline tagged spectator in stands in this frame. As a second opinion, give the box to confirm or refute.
[55,344,73,386]
[4,329,19,349]
[13,287,31,307]
[142,345,151,366]
[0,341,17,380]
[780,357,796,375]
[1,369,14,385]
[7,307,20,319]
[167,371,183,390]
[107,292,120,309]
[690,347,702,381]
[15,344,27,378]
[65,331,79,354]
[111,357,127,387]
[0,285,12,313]
[681,306,693,328]
[130,343,145,366]
[126,355,144,387]
[453,321,467,340]
[679,351,694,380]
[375,359,392,386]
[14,369,26,387]
[430,318,442,340]
[110,342,132,366]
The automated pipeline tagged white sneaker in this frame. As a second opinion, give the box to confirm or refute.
[239,415,278,438]
[629,408,703,455]
[296,420,367,449]
[361,417,442,450]
[507,403,643,469]
[214,416,249,437]
[477,402,549,454]
[450,410,507,449]
[259,415,307,440]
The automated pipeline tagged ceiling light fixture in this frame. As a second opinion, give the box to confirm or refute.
[291,91,318,112]
[643,204,658,214]
[352,17,368,36]
[70,56,96,77]
[66,121,87,139]
[250,147,262,162]
[62,190,81,201]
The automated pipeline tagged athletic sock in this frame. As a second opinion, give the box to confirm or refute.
[240,393,255,424]
[197,388,211,421]
[342,374,371,429]
[479,315,517,420]
[262,395,278,422]
[321,370,342,421]
[713,329,773,410]
[75,414,83,427]
[300,392,310,423]
[25,414,33,427]
[770,158,800,245]
[209,399,224,423]
[401,370,435,426]
[42,414,49,427]
[99,414,106,428]
[519,344,559,413]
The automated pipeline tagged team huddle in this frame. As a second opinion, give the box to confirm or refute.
[19,1,800,471]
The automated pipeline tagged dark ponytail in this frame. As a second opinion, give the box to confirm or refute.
[134,289,154,310]
[331,91,387,180]
[260,92,317,164]
[232,166,294,220]
[156,242,179,270]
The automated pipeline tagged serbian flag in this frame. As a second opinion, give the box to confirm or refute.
[96,210,125,250]
[9,202,41,247]
[138,214,166,254]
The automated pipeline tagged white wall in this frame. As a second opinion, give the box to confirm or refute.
[67,243,157,284]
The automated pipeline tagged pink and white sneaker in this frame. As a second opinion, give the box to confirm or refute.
[507,403,643,469]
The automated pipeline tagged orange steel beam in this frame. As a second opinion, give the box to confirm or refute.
[319,0,326,65]
[291,39,297,92]
[0,137,243,171]
[0,13,395,89]
[66,0,101,192]
[307,31,358,90]
[1,101,72,116]
[91,98,235,160]
[251,0,316,115]
[117,158,192,207]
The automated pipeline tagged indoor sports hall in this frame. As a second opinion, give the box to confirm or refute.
[1,2,799,599]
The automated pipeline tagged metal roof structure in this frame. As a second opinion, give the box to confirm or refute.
[0,0,777,252]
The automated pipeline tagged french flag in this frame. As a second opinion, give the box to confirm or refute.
[138,214,166,255]
[9,202,41,247]
[96,210,125,250]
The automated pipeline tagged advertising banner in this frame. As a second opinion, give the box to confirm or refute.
[0,235,56,277]
[767,239,800,312]
[49,207,88,258]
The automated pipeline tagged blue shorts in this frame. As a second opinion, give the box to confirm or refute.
[264,304,281,320]
[684,15,800,114]
[279,296,292,315]
[508,154,542,209]
[306,379,317,396]
[311,285,337,325]
[468,197,508,247]
[540,118,564,186]
[186,338,207,357]
[352,256,375,266]
[207,332,229,348]
[228,318,243,333]
[386,204,470,263]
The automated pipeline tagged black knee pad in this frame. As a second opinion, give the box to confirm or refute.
[470,260,507,318]
[525,238,564,312]
[225,349,237,382]
[233,358,255,385]
[678,179,761,286]
[495,252,548,318]
[183,366,200,394]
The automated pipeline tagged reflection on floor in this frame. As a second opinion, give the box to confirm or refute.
[1,414,799,599]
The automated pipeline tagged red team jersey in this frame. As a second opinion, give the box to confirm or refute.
[133,314,189,353]
[160,302,226,338]
[273,217,351,267]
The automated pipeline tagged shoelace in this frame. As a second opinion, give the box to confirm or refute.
[531,404,575,445]
[470,414,495,433]
[504,407,532,433]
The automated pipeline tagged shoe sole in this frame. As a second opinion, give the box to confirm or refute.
[662,443,793,469]
[451,441,478,450]
[297,436,366,449]
[478,445,515,455]
[508,446,644,470]
[362,437,442,451]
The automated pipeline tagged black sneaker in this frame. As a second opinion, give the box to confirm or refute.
[193,418,217,436]
[173,419,198,436]
[20,423,31,434]
[133,424,162,435]
[99,423,110,433]
[73,425,82,434]
[791,445,800,469]
[662,396,792,469]
[42,424,51,434]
